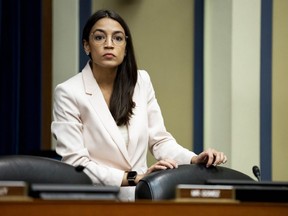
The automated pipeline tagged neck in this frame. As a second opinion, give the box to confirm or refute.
[91,63,117,87]
[90,63,117,106]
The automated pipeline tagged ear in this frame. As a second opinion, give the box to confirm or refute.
[83,40,90,55]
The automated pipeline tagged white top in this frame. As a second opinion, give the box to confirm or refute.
[118,125,129,148]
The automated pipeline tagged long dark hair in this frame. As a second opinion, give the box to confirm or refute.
[82,10,138,126]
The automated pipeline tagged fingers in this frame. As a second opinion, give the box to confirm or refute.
[212,151,226,166]
[198,148,228,168]
[148,159,178,173]
[223,155,228,163]
[157,158,178,169]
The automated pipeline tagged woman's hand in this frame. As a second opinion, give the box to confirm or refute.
[146,158,178,174]
[191,148,227,168]
[135,159,178,184]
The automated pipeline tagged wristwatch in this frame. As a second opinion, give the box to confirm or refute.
[126,171,137,186]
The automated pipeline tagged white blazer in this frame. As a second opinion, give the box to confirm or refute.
[51,62,196,201]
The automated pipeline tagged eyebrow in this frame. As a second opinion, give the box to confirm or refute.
[92,29,125,35]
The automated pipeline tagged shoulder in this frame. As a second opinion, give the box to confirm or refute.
[137,69,152,84]
[55,73,82,90]
[135,70,155,96]
[55,61,91,92]
[53,73,84,99]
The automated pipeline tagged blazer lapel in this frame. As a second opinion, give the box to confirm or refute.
[81,63,130,163]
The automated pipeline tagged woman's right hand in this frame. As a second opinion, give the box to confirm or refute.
[135,159,178,184]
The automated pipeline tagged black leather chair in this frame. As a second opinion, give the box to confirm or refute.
[135,164,254,200]
[0,155,92,184]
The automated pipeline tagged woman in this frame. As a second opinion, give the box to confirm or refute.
[51,9,227,201]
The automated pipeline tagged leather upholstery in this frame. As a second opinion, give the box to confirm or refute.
[0,155,92,184]
[135,164,254,200]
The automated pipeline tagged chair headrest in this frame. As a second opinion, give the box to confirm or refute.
[0,155,92,184]
[135,164,254,200]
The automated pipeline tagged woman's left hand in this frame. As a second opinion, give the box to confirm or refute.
[191,148,227,168]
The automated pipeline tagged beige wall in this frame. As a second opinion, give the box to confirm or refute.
[92,0,194,165]
[272,0,288,181]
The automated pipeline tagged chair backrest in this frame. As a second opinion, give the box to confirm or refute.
[135,164,254,200]
[0,155,92,184]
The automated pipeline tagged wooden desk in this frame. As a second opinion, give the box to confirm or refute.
[1,199,288,216]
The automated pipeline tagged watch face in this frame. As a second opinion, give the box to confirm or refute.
[127,171,137,179]
[127,171,137,186]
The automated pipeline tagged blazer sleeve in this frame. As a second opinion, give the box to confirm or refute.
[51,82,124,186]
[139,70,197,164]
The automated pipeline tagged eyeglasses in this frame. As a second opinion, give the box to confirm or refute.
[90,31,127,46]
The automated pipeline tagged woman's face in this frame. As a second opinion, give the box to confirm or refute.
[84,17,127,70]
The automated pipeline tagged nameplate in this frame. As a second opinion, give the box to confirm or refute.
[176,184,235,200]
[0,181,28,197]
[29,184,120,200]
